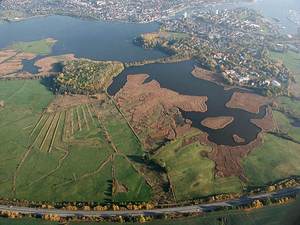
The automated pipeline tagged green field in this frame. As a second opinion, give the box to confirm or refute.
[276,96,300,118]
[273,110,300,142]
[8,38,57,55]
[271,50,300,97]
[0,80,151,203]
[154,132,243,200]
[270,51,300,75]
[1,197,299,225]
[243,133,300,186]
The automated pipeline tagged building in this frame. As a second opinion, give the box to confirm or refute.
[272,80,281,87]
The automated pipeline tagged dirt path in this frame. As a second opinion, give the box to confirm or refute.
[39,113,57,151]
[6,80,26,101]
[25,146,69,188]
[30,114,46,137]
[11,146,33,195]
[0,52,19,65]
[81,105,89,130]
[106,93,144,146]
[55,154,113,188]
[48,112,62,153]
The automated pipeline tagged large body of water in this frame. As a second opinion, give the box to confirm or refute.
[0,0,292,146]
[0,16,166,62]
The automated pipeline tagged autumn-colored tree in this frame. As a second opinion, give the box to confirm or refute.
[252,200,264,208]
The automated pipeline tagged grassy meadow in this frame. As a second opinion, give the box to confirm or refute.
[0,79,151,203]
[154,131,243,200]
[243,133,300,186]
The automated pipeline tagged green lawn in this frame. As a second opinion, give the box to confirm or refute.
[154,133,243,200]
[8,38,57,55]
[243,133,300,186]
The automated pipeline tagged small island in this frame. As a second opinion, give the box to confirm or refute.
[233,134,245,144]
[201,116,234,130]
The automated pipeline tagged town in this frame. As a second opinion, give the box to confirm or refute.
[1,0,213,23]
[137,8,295,96]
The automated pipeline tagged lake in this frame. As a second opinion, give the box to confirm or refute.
[107,60,266,146]
[0,16,166,62]
[0,6,278,146]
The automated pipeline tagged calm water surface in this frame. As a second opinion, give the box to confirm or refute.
[0,12,275,146]
[0,16,166,62]
[108,60,266,146]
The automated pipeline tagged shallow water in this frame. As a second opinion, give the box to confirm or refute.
[108,60,266,146]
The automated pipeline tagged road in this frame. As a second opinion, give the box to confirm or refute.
[0,186,299,218]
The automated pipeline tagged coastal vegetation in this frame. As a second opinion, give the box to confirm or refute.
[201,116,234,130]
[9,38,57,55]
[55,59,124,95]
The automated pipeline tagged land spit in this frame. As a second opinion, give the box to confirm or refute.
[201,116,234,130]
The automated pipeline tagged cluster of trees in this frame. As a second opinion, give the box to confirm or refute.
[0,210,22,219]
[247,177,300,195]
[55,59,124,95]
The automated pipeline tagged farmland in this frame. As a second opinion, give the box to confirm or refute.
[153,131,243,200]
[272,110,300,142]
[0,79,151,203]
[242,133,300,186]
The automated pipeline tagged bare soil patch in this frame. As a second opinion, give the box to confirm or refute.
[201,116,234,129]
[112,179,128,194]
[0,100,4,108]
[46,94,104,113]
[115,74,207,150]
[226,91,271,113]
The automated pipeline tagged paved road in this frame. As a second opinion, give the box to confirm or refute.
[0,186,299,218]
